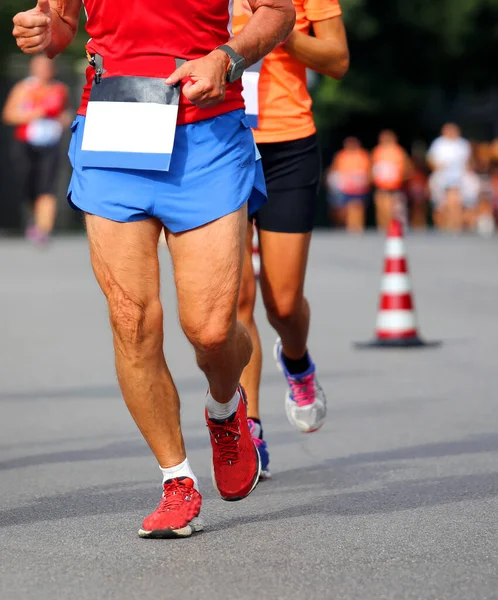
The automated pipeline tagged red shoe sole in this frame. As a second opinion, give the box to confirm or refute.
[138,516,203,539]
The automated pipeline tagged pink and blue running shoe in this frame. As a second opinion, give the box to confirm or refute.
[273,338,327,433]
[248,418,271,480]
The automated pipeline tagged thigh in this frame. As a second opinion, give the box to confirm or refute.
[85,214,162,303]
[259,229,311,311]
[166,206,248,329]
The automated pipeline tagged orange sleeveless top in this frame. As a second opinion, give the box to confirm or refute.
[372,145,407,190]
[333,148,371,194]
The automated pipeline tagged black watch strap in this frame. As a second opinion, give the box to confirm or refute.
[216,44,246,83]
[217,44,240,63]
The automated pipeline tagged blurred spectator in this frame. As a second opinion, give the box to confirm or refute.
[488,140,498,229]
[471,142,495,236]
[371,130,412,229]
[406,153,430,229]
[325,137,371,233]
[2,56,71,245]
[426,123,471,213]
[432,161,480,233]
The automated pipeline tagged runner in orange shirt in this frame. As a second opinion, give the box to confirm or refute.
[235,0,349,477]
[371,130,412,230]
[326,136,371,232]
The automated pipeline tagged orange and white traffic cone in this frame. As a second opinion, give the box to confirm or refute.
[356,219,441,348]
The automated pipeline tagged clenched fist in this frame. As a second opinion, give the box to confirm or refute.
[13,0,52,55]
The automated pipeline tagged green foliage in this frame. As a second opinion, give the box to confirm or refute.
[314,0,498,143]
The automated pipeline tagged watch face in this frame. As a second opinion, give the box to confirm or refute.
[229,57,246,83]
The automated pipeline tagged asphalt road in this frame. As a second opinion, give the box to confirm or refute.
[1,231,497,600]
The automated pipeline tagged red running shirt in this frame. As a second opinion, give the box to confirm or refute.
[79,0,244,125]
[15,78,68,144]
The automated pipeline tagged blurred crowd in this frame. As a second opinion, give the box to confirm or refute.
[326,123,498,235]
[2,54,498,241]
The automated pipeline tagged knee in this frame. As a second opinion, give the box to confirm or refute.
[181,311,234,355]
[107,285,163,350]
[264,292,301,325]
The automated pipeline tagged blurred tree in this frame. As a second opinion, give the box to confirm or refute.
[315,0,498,149]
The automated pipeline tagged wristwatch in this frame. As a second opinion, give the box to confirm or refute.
[216,45,246,83]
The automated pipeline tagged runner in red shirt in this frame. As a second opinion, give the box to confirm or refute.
[13,0,295,538]
[2,55,70,244]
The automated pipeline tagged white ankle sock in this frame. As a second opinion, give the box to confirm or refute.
[159,458,199,491]
[206,388,240,421]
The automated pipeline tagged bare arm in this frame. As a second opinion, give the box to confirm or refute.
[228,0,296,67]
[12,0,81,58]
[404,153,414,181]
[166,0,296,107]
[283,16,349,80]
[2,82,44,126]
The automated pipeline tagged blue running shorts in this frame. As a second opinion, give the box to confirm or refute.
[67,109,267,233]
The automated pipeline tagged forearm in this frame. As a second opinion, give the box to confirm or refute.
[228,3,296,67]
[46,0,80,58]
[3,108,40,126]
[284,30,349,79]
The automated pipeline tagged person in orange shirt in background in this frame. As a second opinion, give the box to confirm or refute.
[326,136,371,232]
[371,130,412,230]
[235,0,349,477]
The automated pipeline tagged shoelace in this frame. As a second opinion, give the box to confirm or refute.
[158,480,193,513]
[210,421,241,465]
[288,373,316,407]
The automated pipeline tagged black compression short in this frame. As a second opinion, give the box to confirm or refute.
[251,133,321,234]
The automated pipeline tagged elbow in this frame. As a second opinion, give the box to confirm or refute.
[2,109,14,126]
[329,50,350,80]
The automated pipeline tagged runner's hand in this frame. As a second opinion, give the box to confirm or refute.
[166,50,230,108]
[13,0,52,55]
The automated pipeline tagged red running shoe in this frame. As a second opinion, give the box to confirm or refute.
[206,386,261,501]
[139,477,203,538]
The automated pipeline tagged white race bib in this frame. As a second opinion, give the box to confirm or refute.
[27,118,63,147]
[242,60,262,130]
[80,75,180,172]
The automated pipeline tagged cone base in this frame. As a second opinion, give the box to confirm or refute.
[355,336,442,349]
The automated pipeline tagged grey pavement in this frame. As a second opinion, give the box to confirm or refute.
[1,231,498,600]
